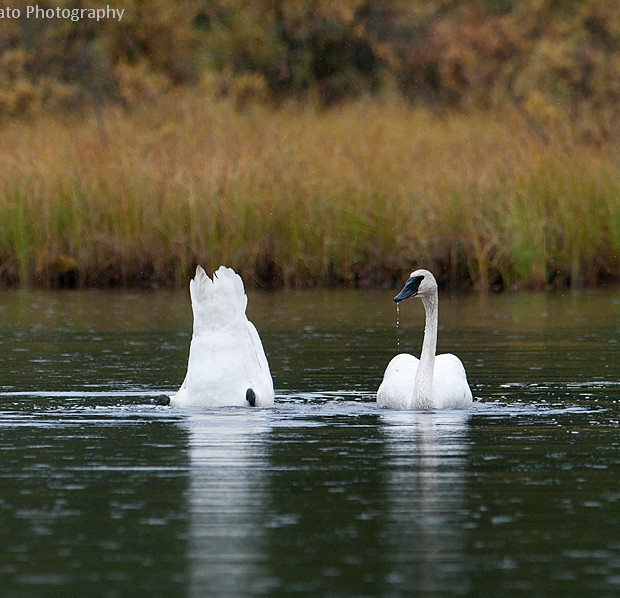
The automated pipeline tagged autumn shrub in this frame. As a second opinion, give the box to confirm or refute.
[1,0,618,137]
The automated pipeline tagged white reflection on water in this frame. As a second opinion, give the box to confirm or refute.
[184,409,272,596]
[380,410,471,594]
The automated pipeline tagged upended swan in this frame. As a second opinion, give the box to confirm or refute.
[157,266,274,407]
[377,269,472,410]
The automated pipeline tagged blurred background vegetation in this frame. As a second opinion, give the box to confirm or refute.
[0,0,619,289]
[2,0,619,139]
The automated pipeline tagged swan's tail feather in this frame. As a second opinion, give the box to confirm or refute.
[213,265,246,298]
[189,265,209,306]
[189,265,248,332]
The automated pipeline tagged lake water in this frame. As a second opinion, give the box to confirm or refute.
[0,287,618,596]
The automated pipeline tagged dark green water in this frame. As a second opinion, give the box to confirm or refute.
[0,288,618,596]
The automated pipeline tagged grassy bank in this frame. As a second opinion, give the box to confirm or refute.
[0,92,618,290]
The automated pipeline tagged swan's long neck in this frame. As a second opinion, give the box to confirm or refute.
[413,292,438,409]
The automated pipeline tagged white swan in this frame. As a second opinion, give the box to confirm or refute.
[158,266,274,407]
[377,269,472,410]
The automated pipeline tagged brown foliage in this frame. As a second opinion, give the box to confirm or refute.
[0,0,619,138]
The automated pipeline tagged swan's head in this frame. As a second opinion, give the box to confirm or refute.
[393,269,437,303]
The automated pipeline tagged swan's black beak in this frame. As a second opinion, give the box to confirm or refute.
[394,275,424,303]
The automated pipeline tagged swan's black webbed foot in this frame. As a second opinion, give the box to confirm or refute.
[246,388,256,407]
[156,394,171,406]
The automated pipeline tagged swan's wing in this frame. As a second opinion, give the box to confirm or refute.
[244,320,275,405]
[433,354,473,408]
[377,353,419,409]
[246,320,271,376]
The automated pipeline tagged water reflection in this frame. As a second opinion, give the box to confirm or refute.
[261,403,387,594]
[184,409,272,595]
[380,410,471,594]
[0,402,191,594]
[0,287,618,596]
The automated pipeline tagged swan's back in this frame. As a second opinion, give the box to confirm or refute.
[377,353,419,409]
[431,354,472,409]
[171,266,274,407]
[377,352,472,410]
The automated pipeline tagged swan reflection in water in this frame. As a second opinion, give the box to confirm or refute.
[185,409,271,595]
[380,410,471,593]
[182,406,470,595]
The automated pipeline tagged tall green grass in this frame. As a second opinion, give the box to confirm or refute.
[0,92,618,289]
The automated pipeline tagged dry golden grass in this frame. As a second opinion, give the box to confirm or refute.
[0,91,618,289]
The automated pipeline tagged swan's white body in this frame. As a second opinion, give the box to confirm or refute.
[377,269,472,410]
[169,266,274,407]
